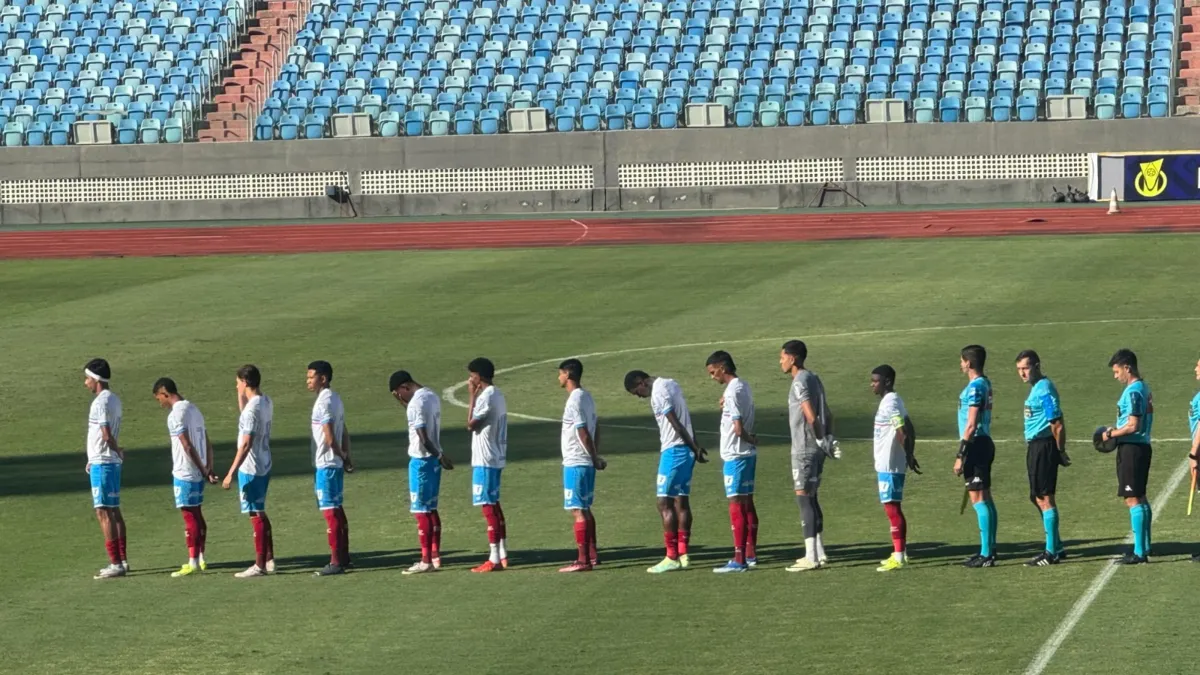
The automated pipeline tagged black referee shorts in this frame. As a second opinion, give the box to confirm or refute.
[1026,436,1059,501]
[1116,443,1153,499]
[962,435,995,491]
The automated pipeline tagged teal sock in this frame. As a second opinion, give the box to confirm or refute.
[986,499,998,553]
[974,501,993,557]
[1141,502,1152,555]
[1130,504,1146,557]
[1043,507,1061,554]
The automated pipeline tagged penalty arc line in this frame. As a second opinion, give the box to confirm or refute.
[1023,457,1192,675]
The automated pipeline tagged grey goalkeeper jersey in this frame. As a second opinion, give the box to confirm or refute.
[788,369,830,454]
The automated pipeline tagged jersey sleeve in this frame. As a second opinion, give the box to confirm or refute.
[792,377,810,404]
[312,397,332,424]
[564,394,584,428]
[92,397,110,427]
[884,395,905,428]
[238,405,258,436]
[167,409,186,437]
[1041,384,1063,421]
[651,383,673,415]
[965,381,987,407]
[408,396,427,428]
[1127,390,1147,416]
[472,389,492,421]
[725,385,743,420]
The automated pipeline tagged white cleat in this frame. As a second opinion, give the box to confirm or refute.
[93,564,126,579]
[234,565,266,578]
[431,557,442,570]
[402,561,434,575]
[785,558,823,572]
[264,559,276,574]
[121,561,130,573]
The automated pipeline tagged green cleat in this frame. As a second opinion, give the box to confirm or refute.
[647,557,683,574]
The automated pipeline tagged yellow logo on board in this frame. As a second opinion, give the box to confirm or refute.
[1134,159,1168,198]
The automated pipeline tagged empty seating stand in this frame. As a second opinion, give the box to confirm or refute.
[254,0,1179,138]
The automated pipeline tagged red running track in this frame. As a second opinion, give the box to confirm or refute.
[2,205,1199,259]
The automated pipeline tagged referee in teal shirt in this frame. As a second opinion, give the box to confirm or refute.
[1016,350,1068,567]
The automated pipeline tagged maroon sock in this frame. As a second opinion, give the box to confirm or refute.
[664,531,679,560]
[105,539,120,565]
[117,535,127,562]
[729,501,747,565]
[322,509,341,565]
[494,502,507,541]
[482,504,500,545]
[335,507,350,564]
[746,501,759,560]
[251,515,266,568]
[430,510,442,559]
[585,512,598,562]
[884,502,907,553]
[261,513,274,562]
[181,508,198,559]
[194,507,208,556]
[415,513,432,563]
[677,529,690,556]
[573,520,589,563]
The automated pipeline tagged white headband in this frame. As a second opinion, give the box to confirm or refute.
[85,368,109,383]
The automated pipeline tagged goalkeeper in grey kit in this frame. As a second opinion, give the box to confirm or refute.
[780,340,840,572]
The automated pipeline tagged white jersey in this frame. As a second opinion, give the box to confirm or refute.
[561,387,598,467]
[407,387,442,459]
[168,400,208,482]
[237,394,273,476]
[470,385,508,468]
[719,377,756,461]
[311,388,345,469]
[650,377,694,452]
[873,392,909,474]
[86,389,123,465]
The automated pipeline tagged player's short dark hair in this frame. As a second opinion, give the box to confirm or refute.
[559,358,583,383]
[308,360,334,382]
[1109,348,1138,370]
[871,365,896,384]
[467,357,495,382]
[389,370,413,391]
[152,377,178,395]
[85,358,111,380]
[706,350,736,374]
[624,369,650,392]
[961,345,987,371]
[782,340,807,363]
[1015,350,1041,366]
[237,364,262,389]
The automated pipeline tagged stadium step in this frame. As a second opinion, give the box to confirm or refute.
[1176,5,1200,113]
[199,0,307,142]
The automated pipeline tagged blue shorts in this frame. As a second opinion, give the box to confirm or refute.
[471,466,502,506]
[656,445,695,498]
[563,465,596,510]
[723,456,757,497]
[315,467,344,510]
[238,472,270,514]
[173,477,204,508]
[409,456,442,513]
[90,463,121,509]
[877,471,906,503]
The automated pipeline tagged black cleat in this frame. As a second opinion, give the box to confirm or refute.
[1191,553,1200,564]
[1026,551,1061,567]
[1058,448,1072,467]
[315,563,345,576]
[1113,553,1148,566]
[962,554,982,566]
[964,555,996,568]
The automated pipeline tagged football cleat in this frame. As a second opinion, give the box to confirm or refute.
[647,557,683,574]
[264,559,276,574]
[1026,551,1060,567]
[402,561,434,575]
[1113,553,1149,566]
[876,556,905,572]
[746,557,757,568]
[234,565,266,578]
[500,557,509,570]
[713,561,749,574]
[198,556,208,572]
[964,555,996,568]
[431,557,442,570]
[678,554,691,569]
[558,562,592,573]
[471,561,499,573]
[171,564,198,578]
[93,564,126,580]
[786,558,822,572]
[315,564,344,577]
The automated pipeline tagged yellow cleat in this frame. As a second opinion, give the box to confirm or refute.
[679,554,690,569]
[171,564,198,578]
[199,559,207,572]
[876,555,906,572]
[647,557,683,574]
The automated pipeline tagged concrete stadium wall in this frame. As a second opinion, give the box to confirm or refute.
[1,117,1198,224]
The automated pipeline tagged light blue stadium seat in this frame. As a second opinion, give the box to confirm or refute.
[938,95,961,121]
[277,113,300,140]
[579,103,601,129]
[1120,91,1141,118]
[304,112,326,138]
[808,99,830,124]
[404,109,425,135]
[1016,94,1038,120]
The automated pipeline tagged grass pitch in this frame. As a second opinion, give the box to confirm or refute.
[2,235,1199,675]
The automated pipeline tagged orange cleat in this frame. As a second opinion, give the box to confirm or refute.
[471,560,499,573]
[558,562,592,573]
[500,557,509,570]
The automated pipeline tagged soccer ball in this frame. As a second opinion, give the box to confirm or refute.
[595,455,608,470]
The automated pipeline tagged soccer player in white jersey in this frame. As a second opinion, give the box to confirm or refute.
[153,377,217,578]
[557,359,603,573]
[870,365,920,572]
[466,358,510,572]
[706,351,759,574]
[391,370,454,575]
[308,360,353,577]
[222,365,276,578]
[84,358,128,579]
[624,369,708,574]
